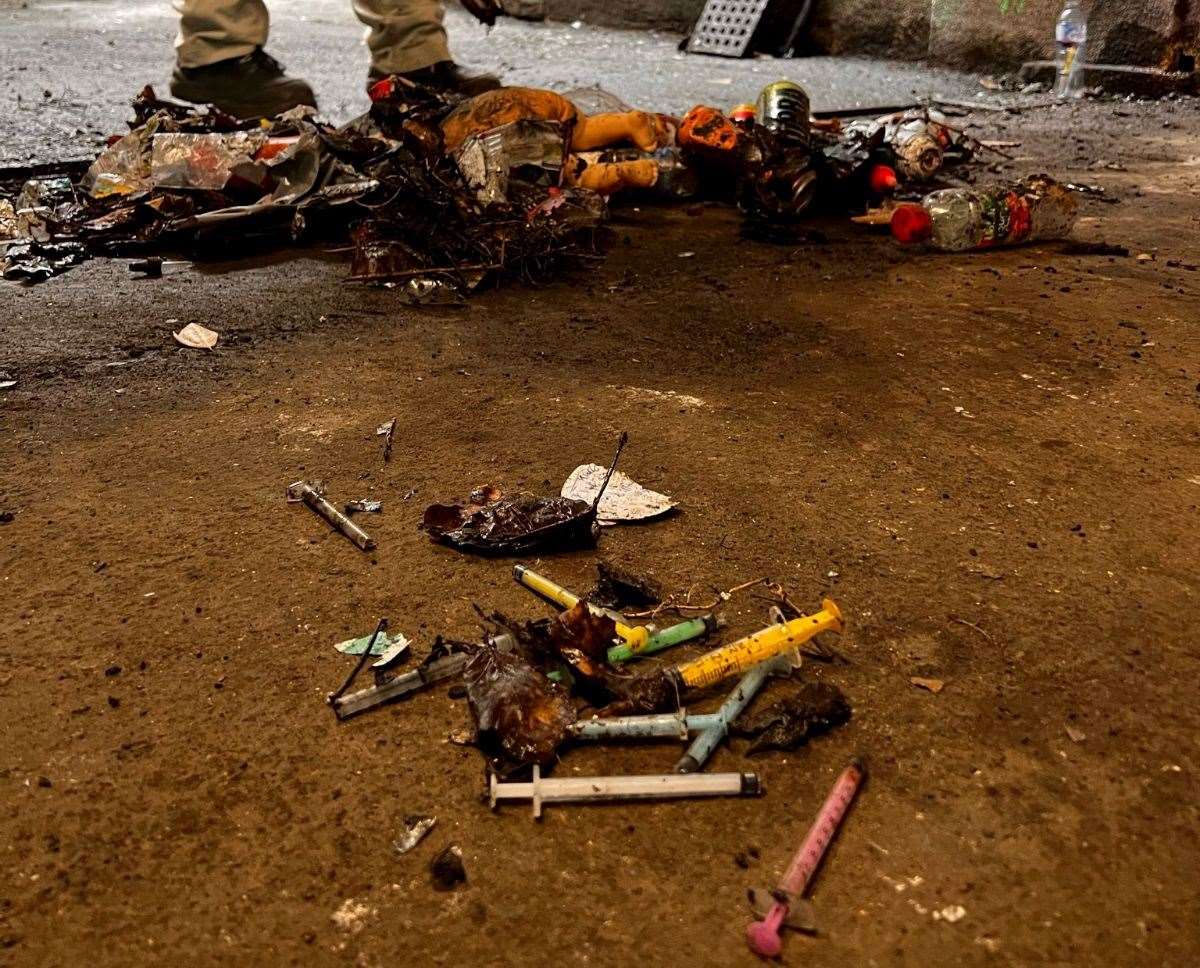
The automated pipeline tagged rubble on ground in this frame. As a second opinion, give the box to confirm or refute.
[1,79,1089,290]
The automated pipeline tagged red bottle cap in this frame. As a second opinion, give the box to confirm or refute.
[867,163,898,194]
[368,76,395,103]
[890,204,933,244]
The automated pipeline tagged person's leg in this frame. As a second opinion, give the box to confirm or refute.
[354,0,500,93]
[351,0,450,75]
[173,0,269,69]
[170,0,316,118]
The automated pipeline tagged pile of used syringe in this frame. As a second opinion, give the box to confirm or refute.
[326,556,862,956]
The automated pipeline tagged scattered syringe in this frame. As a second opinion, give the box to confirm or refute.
[490,763,762,818]
[568,651,795,772]
[665,599,843,692]
[288,480,375,552]
[513,564,717,661]
[746,758,866,958]
[329,633,516,720]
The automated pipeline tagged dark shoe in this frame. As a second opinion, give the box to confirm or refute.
[170,49,317,120]
[369,61,501,97]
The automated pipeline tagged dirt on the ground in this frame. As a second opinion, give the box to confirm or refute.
[2,99,1199,967]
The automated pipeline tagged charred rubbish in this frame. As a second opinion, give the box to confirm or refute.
[0,75,1080,289]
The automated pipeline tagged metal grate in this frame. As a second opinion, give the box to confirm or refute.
[686,0,772,58]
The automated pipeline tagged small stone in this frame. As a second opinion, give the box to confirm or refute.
[935,904,967,923]
[393,816,437,855]
[104,665,121,677]
[330,898,374,934]
[430,844,467,891]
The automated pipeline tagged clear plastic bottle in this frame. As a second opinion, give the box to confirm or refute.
[1054,0,1088,98]
[890,175,1078,251]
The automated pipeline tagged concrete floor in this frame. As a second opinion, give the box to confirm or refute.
[3,5,1200,968]
[0,0,982,165]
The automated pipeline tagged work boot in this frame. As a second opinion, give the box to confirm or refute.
[368,61,501,97]
[170,49,317,120]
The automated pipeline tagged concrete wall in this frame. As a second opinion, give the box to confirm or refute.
[546,0,1199,70]
[1089,0,1196,68]
[927,0,1192,70]
[543,0,703,31]
[805,0,930,57]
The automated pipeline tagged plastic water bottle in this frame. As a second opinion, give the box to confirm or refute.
[1054,1,1088,98]
[890,175,1078,251]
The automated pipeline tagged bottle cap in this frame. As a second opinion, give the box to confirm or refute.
[730,103,756,123]
[367,76,395,103]
[867,163,898,194]
[890,204,933,244]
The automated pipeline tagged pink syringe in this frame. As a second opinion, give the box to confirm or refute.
[746,758,866,959]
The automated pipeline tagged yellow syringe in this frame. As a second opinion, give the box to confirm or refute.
[513,565,651,652]
[671,599,843,690]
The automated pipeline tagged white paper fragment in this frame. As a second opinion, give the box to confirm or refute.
[173,322,219,349]
[561,463,677,526]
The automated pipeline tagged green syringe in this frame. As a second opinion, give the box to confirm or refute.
[513,564,717,664]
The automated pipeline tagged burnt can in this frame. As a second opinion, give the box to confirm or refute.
[754,80,811,149]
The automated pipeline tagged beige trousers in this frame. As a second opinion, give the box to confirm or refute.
[174,0,450,73]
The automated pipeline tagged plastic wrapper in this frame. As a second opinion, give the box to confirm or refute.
[454,119,565,204]
[262,131,323,202]
[422,490,600,555]
[149,131,269,191]
[16,176,75,212]
[465,644,575,770]
[500,602,617,688]
[421,434,626,556]
[562,85,633,116]
[2,240,88,282]
[0,199,19,240]
[523,186,607,230]
[821,118,884,181]
[83,115,165,198]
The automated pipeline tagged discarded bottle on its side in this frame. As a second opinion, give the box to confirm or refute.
[890,175,1078,251]
[1054,0,1088,98]
[885,115,944,181]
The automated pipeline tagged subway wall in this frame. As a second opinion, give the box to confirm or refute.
[543,0,1198,70]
